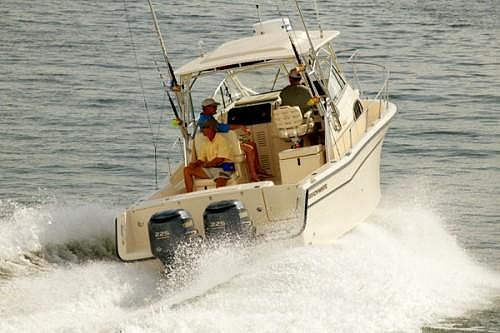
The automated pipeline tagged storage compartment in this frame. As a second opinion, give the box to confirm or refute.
[278,144,325,184]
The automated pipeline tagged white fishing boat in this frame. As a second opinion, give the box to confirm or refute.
[115,3,397,267]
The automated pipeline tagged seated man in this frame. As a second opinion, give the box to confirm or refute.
[198,97,271,182]
[279,67,316,115]
[184,119,234,192]
[280,67,321,145]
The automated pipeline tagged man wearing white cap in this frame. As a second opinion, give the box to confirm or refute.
[197,98,232,132]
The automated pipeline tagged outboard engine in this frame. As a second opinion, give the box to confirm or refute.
[148,209,197,266]
[203,200,255,241]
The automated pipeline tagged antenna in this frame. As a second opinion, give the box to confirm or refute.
[198,40,205,57]
[256,4,263,34]
[312,0,323,38]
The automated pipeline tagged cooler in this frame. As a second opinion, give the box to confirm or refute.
[278,144,325,184]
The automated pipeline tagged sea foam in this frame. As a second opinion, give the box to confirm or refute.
[0,196,498,332]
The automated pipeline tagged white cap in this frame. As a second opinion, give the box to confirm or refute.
[201,97,220,107]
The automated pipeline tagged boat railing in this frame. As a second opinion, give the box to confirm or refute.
[329,90,394,161]
[338,49,390,112]
[320,49,390,160]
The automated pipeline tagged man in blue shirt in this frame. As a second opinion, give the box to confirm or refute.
[198,97,271,182]
[198,98,245,133]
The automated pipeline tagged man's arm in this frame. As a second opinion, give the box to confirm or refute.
[229,124,251,136]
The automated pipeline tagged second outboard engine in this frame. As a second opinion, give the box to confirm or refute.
[203,200,255,241]
[148,209,198,266]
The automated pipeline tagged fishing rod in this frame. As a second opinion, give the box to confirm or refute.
[293,0,342,130]
[273,2,316,98]
[147,0,190,128]
[275,7,315,94]
[147,0,190,168]
[153,60,189,137]
[123,0,161,187]
[276,4,334,133]
[147,0,180,91]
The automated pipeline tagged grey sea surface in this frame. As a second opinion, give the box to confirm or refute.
[1,0,499,332]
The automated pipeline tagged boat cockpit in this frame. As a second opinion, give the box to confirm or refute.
[147,86,327,197]
[189,90,327,191]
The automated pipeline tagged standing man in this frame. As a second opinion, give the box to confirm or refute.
[183,119,234,192]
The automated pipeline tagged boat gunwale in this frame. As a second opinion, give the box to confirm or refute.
[301,101,397,202]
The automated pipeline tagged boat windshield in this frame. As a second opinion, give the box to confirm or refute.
[236,66,290,94]
[210,64,295,107]
[206,51,345,108]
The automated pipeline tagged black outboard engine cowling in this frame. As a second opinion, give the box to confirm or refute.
[148,209,197,266]
[203,200,255,241]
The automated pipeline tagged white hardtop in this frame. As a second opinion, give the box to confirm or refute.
[175,29,339,77]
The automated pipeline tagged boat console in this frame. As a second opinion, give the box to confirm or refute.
[226,91,280,126]
[227,102,272,126]
[220,91,326,186]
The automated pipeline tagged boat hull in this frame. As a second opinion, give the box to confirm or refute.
[300,102,396,243]
[302,131,385,243]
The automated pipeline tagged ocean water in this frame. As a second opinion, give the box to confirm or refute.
[1,0,499,332]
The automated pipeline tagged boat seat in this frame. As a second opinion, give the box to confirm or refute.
[273,105,315,147]
[192,131,249,191]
